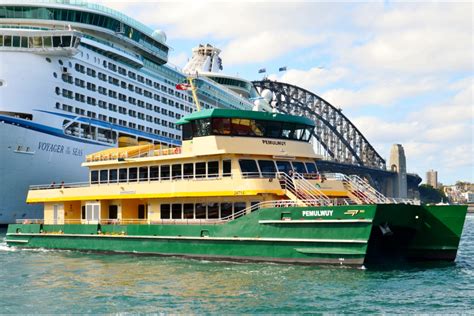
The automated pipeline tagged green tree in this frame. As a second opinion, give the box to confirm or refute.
[419,184,448,204]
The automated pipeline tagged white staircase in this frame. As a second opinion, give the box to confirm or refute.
[278,172,332,206]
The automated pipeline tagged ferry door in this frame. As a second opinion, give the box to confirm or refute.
[53,204,64,224]
[85,203,100,224]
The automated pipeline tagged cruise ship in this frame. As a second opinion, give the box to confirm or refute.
[0,1,268,224]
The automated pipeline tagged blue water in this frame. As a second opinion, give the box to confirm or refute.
[1,216,473,314]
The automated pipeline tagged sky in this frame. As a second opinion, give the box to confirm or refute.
[95,0,473,185]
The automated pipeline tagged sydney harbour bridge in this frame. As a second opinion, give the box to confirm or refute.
[252,80,421,198]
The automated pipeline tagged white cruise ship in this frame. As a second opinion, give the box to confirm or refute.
[0,1,267,224]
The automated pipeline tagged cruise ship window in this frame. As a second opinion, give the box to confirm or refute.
[62,36,71,47]
[172,204,182,219]
[160,204,171,219]
[91,170,98,184]
[150,166,159,181]
[195,204,206,219]
[172,164,182,180]
[29,36,42,48]
[52,36,61,47]
[183,204,194,219]
[43,36,52,48]
[208,161,219,178]
[20,37,28,48]
[161,165,170,180]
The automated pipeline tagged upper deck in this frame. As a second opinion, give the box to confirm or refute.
[0,0,169,64]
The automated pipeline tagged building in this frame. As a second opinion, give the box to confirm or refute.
[426,169,438,188]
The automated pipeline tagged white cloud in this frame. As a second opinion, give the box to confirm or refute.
[168,51,189,69]
[267,66,349,91]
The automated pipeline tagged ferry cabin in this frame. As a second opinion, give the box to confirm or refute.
[26,109,348,225]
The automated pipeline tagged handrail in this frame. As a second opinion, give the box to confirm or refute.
[275,172,331,206]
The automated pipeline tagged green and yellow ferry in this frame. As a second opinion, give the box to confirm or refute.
[6,109,467,266]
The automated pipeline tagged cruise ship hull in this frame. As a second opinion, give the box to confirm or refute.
[0,121,106,224]
[6,204,467,266]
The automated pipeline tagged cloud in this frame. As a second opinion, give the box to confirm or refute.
[168,51,189,68]
[267,66,349,91]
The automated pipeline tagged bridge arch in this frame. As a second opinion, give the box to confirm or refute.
[252,80,386,169]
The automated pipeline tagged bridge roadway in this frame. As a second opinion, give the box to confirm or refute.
[316,160,421,200]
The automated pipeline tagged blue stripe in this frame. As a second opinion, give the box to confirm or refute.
[0,115,112,146]
[35,110,181,146]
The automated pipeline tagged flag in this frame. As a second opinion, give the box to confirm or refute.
[279,66,287,72]
[175,83,191,90]
[258,68,266,73]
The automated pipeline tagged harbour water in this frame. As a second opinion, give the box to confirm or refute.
[1,215,473,314]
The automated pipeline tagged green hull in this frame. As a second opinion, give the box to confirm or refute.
[6,204,467,266]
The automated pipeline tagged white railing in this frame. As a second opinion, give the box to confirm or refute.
[29,182,89,190]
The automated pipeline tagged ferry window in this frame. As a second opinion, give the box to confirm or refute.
[129,167,138,182]
[81,206,86,219]
[212,118,231,135]
[301,127,314,142]
[250,201,260,212]
[109,169,118,183]
[172,164,182,179]
[91,170,98,184]
[232,118,253,136]
[160,204,170,219]
[276,161,292,174]
[281,123,295,139]
[183,163,194,179]
[234,202,247,219]
[208,161,219,178]
[294,125,306,140]
[183,203,194,219]
[258,160,277,177]
[182,123,193,140]
[119,168,127,182]
[208,203,219,219]
[139,167,148,181]
[292,162,307,174]
[109,205,118,219]
[192,119,211,137]
[150,166,159,181]
[161,165,170,180]
[305,162,317,174]
[195,203,206,219]
[239,159,259,178]
[264,121,282,138]
[195,162,206,178]
[223,160,232,177]
[100,170,109,183]
[251,120,265,136]
[172,204,182,219]
[138,205,147,219]
[220,203,232,218]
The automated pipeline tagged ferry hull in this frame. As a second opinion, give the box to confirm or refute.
[6,204,467,266]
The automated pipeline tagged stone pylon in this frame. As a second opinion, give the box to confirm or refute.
[389,144,408,198]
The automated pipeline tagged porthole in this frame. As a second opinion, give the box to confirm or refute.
[55,87,60,95]
[53,72,57,78]
[58,59,63,66]
[45,57,51,63]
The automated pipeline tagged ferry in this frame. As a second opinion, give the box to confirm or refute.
[0,1,265,224]
[6,107,468,265]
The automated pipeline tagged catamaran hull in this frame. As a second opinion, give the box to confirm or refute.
[6,204,467,266]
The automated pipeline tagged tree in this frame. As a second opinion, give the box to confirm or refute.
[418,184,448,204]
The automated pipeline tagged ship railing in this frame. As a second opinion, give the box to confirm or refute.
[29,182,90,190]
[16,219,44,224]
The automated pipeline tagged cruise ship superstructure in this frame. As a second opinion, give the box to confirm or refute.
[0,1,262,223]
